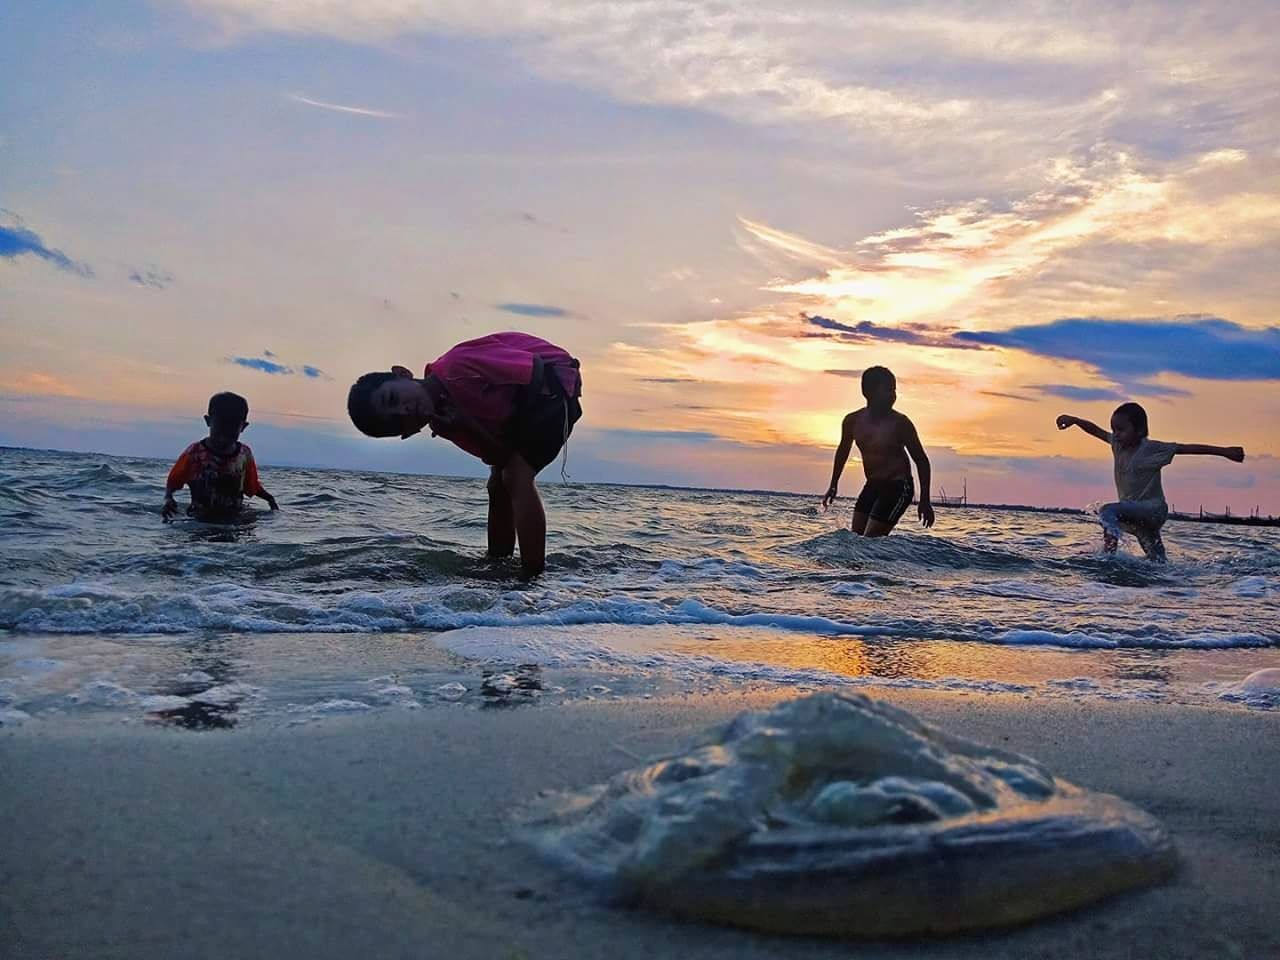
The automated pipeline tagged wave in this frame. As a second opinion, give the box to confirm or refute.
[3,582,1274,650]
[797,530,1034,573]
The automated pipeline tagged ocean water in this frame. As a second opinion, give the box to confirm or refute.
[2,447,1278,728]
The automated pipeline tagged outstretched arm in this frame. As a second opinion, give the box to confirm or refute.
[822,414,856,508]
[1175,443,1245,462]
[1056,414,1110,443]
[903,417,935,528]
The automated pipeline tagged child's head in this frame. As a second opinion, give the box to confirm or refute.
[860,366,897,410]
[1110,401,1149,447]
[347,367,432,439]
[205,391,249,444]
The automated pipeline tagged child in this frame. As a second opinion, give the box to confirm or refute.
[346,331,583,576]
[1056,402,1244,562]
[822,366,935,535]
[162,392,278,521]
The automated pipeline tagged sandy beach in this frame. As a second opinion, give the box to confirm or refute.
[2,688,1277,959]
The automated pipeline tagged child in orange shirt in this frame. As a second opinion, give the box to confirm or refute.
[162,392,278,521]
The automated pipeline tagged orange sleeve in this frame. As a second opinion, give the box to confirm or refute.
[243,450,264,497]
[166,447,195,492]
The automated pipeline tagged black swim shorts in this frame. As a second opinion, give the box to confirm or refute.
[508,358,583,475]
[853,475,914,526]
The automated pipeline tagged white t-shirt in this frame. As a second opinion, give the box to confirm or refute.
[1111,437,1177,503]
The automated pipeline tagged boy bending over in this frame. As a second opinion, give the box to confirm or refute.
[822,366,935,536]
[347,331,582,576]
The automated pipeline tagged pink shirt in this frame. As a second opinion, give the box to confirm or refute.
[426,332,580,463]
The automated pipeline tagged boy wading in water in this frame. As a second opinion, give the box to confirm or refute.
[347,331,582,577]
[162,391,278,521]
[822,366,935,535]
[1057,402,1244,562]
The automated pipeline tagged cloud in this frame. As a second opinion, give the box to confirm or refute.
[496,303,568,318]
[0,371,81,398]
[0,212,93,277]
[980,390,1036,403]
[805,313,981,350]
[227,353,327,378]
[231,356,294,375]
[184,2,1279,179]
[1026,383,1127,402]
[286,93,398,119]
[606,428,725,444]
[957,316,1280,382]
[128,265,174,289]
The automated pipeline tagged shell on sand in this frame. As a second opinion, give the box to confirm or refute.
[521,692,1177,937]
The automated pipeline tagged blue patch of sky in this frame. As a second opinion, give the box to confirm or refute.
[496,303,568,318]
[301,365,324,378]
[956,317,1280,381]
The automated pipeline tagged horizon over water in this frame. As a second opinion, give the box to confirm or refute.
[2,447,1278,729]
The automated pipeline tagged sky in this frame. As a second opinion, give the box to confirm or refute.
[2,0,1278,511]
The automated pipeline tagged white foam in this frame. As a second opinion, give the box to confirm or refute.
[191,682,258,706]
[0,707,32,726]
[830,582,883,598]
[435,681,468,700]
[140,695,192,712]
[995,628,1274,650]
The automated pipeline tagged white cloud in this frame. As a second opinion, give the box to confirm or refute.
[182,1,1280,181]
[286,93,399,119]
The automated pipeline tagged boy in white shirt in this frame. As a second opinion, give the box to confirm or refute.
[1056,402,1244,562]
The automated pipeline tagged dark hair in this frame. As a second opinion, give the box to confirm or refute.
[347,372,399,437]
[1112,401,1149,438]
[861,365,896,398]
[207,391,249,423]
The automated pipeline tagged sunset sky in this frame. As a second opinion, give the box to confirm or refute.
[3,1,1278,511]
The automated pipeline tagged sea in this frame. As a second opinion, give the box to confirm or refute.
[2,446,1278,729]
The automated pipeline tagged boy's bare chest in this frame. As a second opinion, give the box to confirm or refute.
[853,415,901,454]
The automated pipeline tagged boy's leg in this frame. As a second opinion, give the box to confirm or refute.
[863,518,895,537]
[1133,527,1167,563]
[486,466,516,558]
[850,512,871,535]
[1097,503,1122,554]
[1115,503,1169,564]
[501,453,547,576]
[863,477,914,537]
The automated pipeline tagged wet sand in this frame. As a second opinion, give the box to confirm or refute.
[2,690,1278,959]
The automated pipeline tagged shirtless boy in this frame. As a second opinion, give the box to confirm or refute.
[821,366,934,535]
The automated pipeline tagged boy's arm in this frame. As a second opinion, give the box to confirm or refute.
[162,450,191,518]
[1055,414,1111,443]
[1174,443,1245,462]
[822,413,856,508]
[902,416,935,528]
[243,455,278,509]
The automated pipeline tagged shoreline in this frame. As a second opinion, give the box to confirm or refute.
[3,688,1277,958]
